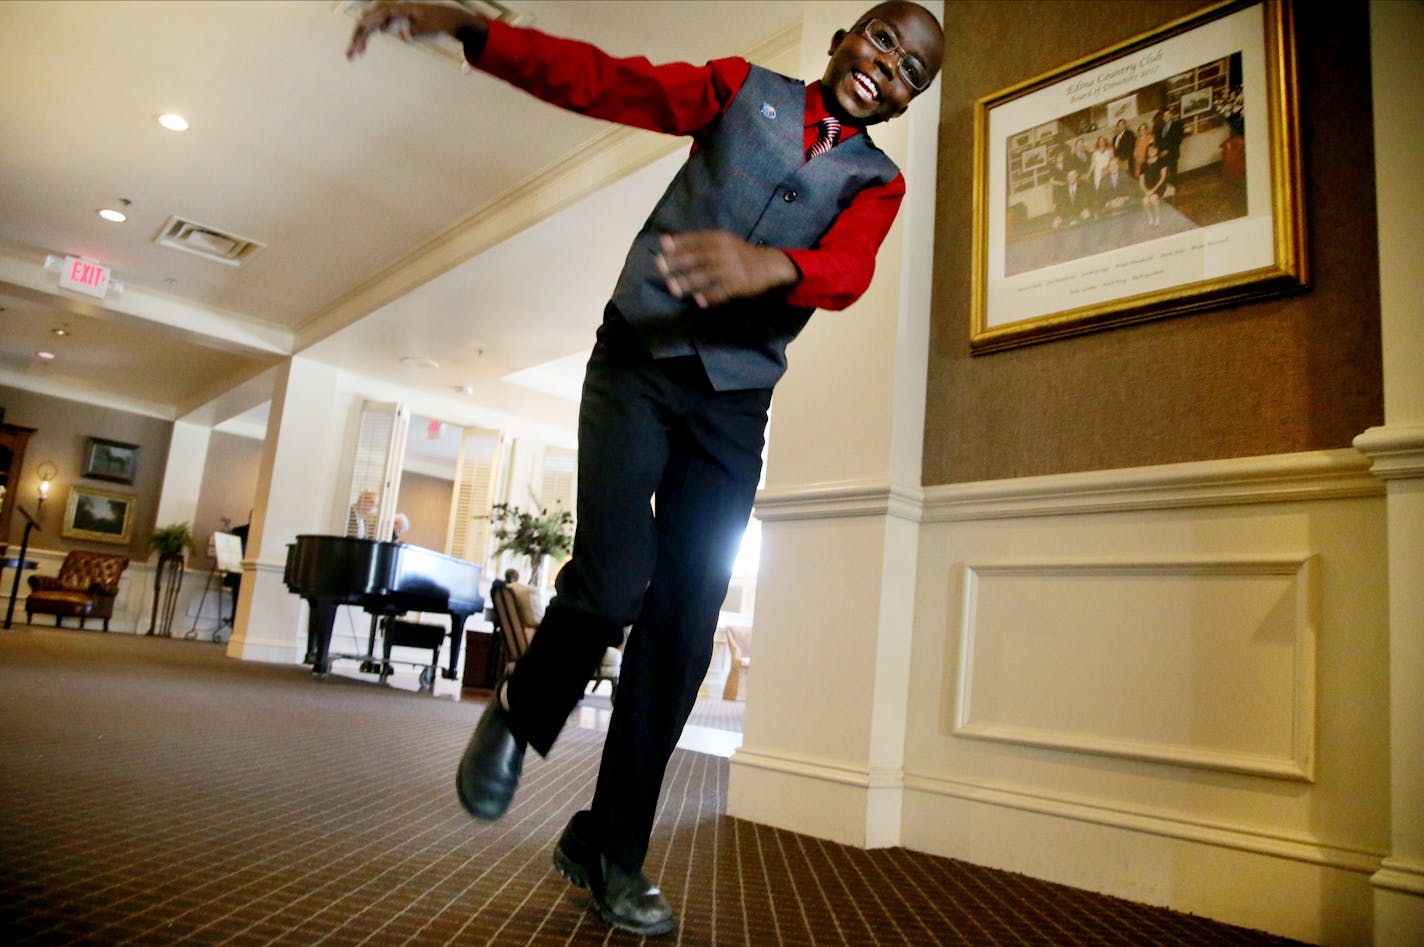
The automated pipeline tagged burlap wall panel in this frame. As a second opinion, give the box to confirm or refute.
[925,0,1382,485]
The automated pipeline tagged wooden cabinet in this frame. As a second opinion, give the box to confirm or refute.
[462,628,499,691]
[0,423,38,555]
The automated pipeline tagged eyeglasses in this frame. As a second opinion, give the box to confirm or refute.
[856,18,932,92]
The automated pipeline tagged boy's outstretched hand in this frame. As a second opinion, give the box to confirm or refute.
[655,232,799,310]
[346,1,485,61]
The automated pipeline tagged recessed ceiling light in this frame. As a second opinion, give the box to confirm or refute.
[157,112,189,132]
[98,208,127,223]
[51,326,70,337]
[35,351,56,360]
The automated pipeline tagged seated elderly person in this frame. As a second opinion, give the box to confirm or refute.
[497,568,544,633]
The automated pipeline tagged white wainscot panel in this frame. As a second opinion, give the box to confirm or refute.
[953,558,1316,780]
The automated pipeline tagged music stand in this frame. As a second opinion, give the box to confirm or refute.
[188,531,243,641]
[3,506,40,629]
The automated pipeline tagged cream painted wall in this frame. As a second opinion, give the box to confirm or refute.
[729,0,941,847]
[192,430,263,563]
[152,420,210,533]
[731,2,1421,945]
[904,453,1388,945]
[393,469,454,552]
[1359,2,1424,943]
[762,1,930,491]
[32,0,1411,941]
[227,357,466,663]
[0,384,174,559]
[229,356,347,664]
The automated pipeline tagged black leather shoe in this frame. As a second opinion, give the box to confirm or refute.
[553,821,674,937]
[455,699,525,821]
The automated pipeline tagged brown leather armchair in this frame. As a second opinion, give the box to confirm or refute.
[26,551,131,631]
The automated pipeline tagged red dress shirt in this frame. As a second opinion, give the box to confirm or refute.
[473,20,906,312]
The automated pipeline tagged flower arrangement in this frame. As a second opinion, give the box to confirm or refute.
[490,502,574,585]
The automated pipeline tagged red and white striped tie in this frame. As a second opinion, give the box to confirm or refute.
[808,116,841,159]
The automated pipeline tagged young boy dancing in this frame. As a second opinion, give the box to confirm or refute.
[348,1,943,936]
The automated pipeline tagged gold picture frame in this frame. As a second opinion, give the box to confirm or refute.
[62,485,136,545]
[80,435,140,484]
[970,0,1305,353]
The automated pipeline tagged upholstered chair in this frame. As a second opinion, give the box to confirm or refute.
[26,551,131,631]
[489,583,622,700]
[489,584,533,680]
[589,639,622,700]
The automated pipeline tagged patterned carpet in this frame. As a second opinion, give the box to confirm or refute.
[0,628,1308,946]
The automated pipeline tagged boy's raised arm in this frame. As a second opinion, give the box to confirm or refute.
[346,1,487,61]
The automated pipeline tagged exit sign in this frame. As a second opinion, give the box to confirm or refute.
[58,256,111,299]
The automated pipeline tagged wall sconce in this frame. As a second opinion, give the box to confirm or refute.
[35,461,58,512]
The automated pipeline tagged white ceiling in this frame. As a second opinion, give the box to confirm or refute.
[0,0,804,448]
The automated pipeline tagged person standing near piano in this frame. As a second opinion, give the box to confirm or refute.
[348,1,943,936]
[346,490,377,540]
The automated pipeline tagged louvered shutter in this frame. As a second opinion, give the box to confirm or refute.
[447,426,501,564]
[536,446,577,581]
[540,446,576,512]
[345,401,409,541]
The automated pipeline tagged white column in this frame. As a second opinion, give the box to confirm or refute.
[152,420,211,529]
[726,0,941,846]
[135,420,214,636]
[1360,3,1424,944]
[228,356,345,664]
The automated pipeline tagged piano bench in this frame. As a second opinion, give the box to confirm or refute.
[383,619,448,693]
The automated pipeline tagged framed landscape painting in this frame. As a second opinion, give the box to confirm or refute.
[62,486,136,544]
[81,436,140,484]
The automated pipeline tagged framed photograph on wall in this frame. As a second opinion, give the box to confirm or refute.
[62,485,136,545]
[1179,87,1214,117]
[81,436,140,484]
[1106,94,1137,127]
[971,0,1306,353]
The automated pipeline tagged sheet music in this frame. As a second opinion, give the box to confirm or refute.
[213,532,243,574]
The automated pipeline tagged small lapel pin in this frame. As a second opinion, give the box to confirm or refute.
[760,103,777,119]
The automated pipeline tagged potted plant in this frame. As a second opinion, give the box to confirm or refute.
[146,521,196,637]
[148,521,197,562]
[490,502,573,588]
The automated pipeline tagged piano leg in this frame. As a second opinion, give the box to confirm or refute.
[360,613,384,675]
[373,615,387,684]
[443,611,469,681]
[306,598,339,677]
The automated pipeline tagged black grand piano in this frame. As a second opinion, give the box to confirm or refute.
[283,535,483,690]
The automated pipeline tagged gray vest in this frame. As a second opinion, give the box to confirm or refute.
[610,66,901,391]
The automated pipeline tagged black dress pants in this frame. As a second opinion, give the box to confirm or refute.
[505,307,771,871]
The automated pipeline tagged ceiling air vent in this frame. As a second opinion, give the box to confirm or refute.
[153,215,266,267]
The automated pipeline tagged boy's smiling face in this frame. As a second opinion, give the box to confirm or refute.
[820,2,943,126]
